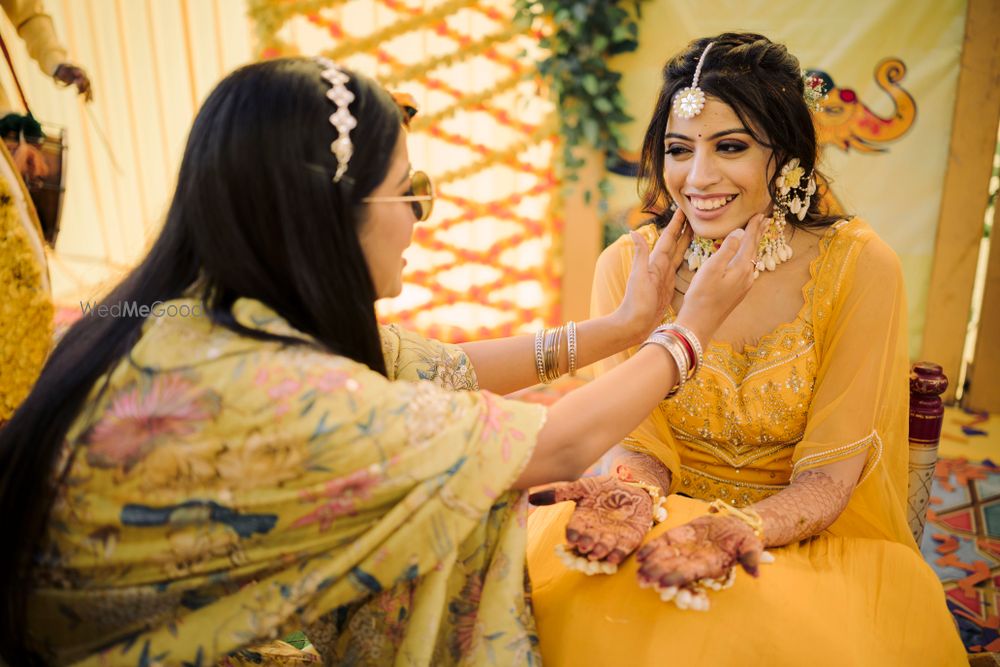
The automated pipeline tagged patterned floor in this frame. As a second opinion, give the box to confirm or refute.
[926,408,1000,657]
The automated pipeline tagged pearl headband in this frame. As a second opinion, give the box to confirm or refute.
[314,56,356,183]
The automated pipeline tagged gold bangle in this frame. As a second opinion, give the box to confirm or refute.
[558,325,565,376]
[544,327,557,382]
[551,327,562,380]
[534,329,547,384]
[708,499,765,540]
[567,320,578,376]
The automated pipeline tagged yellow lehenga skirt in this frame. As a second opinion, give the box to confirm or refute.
[525,220,967,666]
[528,496,966,666]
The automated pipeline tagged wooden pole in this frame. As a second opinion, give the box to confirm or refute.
[920,0,1000,403]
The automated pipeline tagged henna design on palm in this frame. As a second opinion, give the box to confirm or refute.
[530,475,653,565]
[636,515,763,589]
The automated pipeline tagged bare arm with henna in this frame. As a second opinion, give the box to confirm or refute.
[636,451,867,588]
[752,469,854,547]
[613,447,673,495]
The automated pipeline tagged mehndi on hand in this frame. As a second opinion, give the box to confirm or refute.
[529,475,665,575]
[636,513,772,611]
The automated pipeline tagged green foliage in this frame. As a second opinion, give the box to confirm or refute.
[514,0,643,205]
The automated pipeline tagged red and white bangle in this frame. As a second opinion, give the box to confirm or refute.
[663,322,703,373]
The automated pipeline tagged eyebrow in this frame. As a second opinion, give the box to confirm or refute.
[665,128,752,141]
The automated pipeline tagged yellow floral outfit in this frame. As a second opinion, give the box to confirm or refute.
[29,297,546,665]
[527,219,966,666]
[0,0,67,419]
[0,140,51,423]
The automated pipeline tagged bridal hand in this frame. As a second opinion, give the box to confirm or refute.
[530,475,654,565]
[636,514,763,589]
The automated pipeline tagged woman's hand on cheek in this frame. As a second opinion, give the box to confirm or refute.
[614,208,691,344]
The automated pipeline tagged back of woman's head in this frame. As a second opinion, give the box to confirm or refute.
[180,57,401,355]
[639,32,836,227]
[0,57,401,663]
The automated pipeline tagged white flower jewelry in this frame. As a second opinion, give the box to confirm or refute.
[672,42,714,119]
[314,56,356,183]
[684,215,793,278]
[641,550,775,612]
[681,157,817,277]
[777,157,817,222]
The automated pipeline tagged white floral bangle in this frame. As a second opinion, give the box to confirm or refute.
[554,543,620,575]
[642,550,775,611]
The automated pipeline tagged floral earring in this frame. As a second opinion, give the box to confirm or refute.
[776,158,817,222]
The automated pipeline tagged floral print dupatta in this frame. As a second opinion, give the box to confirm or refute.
[30,298,546,666]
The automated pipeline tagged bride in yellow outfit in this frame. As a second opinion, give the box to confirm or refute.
[527,32,966,666]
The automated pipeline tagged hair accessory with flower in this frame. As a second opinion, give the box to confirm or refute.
[672,42,715,119]
[777,157,817,222]
[802,72,828,113]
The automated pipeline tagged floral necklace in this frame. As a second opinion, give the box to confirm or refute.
[684,215,792,278]
[683,159,815,278]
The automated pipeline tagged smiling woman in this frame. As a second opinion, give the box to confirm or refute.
[526,32,967,666]
[0,56,759,666]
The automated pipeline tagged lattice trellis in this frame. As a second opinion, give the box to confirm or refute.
[249,0,562,343]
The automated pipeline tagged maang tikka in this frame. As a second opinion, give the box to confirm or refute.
[672,42,714,119]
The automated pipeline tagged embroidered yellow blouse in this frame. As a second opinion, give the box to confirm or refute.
[28,298,546,665]
[593,218,912,545]
[525,218,966,666]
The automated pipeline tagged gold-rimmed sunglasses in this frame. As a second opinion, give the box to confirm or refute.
[361,170,435,222]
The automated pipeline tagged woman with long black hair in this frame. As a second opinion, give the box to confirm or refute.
[0,57,756,665]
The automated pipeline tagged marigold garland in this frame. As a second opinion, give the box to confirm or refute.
[378,24,525,86]
[323,0,473,62]
[0,173,53,421]
[248,0,562,342]
[409,71,531,132]
[435,121,557,185]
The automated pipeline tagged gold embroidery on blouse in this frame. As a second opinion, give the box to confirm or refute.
[670,425,800,469]
[678,466,787,507]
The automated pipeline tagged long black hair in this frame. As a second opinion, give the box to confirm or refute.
[639,32,842,230]
[0,57,402,663]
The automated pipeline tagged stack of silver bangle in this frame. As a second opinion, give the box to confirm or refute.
[534,321,578,384]
[639,322,703,398]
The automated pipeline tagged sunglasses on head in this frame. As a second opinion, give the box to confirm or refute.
[361,170,435,222]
